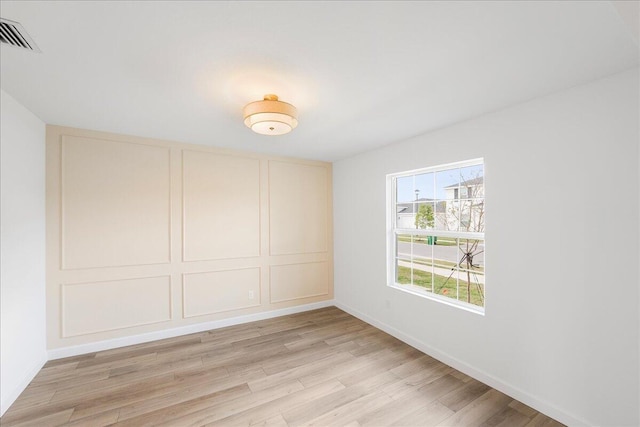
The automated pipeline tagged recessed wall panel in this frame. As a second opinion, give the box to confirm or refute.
[47,126,332,350]
[270,262,329,303]
[183,151,260,261]
[183,268,260,318]
[269,161,328,255]
[62,276,171,337]
[61,136,170,269]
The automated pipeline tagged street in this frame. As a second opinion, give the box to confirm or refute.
[397,240,485,266]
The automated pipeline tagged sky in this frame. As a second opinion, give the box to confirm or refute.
[396,164,483,202]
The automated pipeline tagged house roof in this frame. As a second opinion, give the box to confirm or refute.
[397,199,445,214]
[444,176,484,189]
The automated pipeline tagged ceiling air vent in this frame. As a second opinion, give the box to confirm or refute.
[0,18,40,52]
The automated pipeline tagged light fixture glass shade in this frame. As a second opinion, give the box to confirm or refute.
[243,94,298,136]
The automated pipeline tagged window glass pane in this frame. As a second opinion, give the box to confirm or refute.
[414,202,435,230]
[396,232,413,286]
[465,199,485,233]
[411,234,433,259]
[415,172,434,201]
[434,200,447,230]
[460,164,484,199]
[415,234,436,293]
[436,199,459,231]
[457,270,484,307]
[433,237,459,299]
[396,234,412,259]
[411,261,434,293]
[396,259,412,285]
[412,234,433,292]
[434,268,457,300]
[396,203,416,228]
[436,168,459,200]
[456,238,485,307]
[396,176,414,203]
[459,199,472,232]
[458,238,484,271]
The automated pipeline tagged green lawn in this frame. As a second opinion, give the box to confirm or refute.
[396,265,484,307]
[410,257,484,273]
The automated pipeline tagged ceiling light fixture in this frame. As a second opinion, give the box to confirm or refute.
[243,94,298,136]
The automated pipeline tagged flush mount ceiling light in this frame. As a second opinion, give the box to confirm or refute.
[243,94,298,136]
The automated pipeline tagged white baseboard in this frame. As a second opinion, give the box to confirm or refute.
[333,301,589,427]
[0,353,47,417]
[48,300,335,360]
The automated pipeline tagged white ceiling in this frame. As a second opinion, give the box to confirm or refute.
[1,1,638,161]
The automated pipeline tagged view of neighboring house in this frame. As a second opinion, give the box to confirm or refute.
[444,176,484,200]
[444,176,485,232]
[397,176,485,232]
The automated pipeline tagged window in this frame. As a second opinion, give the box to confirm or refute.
[387,159,485,313]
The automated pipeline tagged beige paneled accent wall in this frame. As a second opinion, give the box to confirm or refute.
[46,126,333,349]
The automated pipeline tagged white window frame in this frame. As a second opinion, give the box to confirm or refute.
[386,158,485,315]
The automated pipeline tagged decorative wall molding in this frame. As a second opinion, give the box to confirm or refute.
[46,125,333,351]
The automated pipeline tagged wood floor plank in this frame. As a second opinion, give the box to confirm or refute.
[214,379,345,426]
[113,383,252,426]
[438,377,492,411]
[509,400,539,418]
[323,325,378,346]
[381,364,458,400]
[389,353,440,378]
[480,406,532,427]
[67,374,181,421]
[248,351,354,392]
[46,353,160,387]
[159,380,305,426]
[42,353,95,368]
[50,371,174,405]
[306,389,393,426]
[9,408,74,427]
[115,366,263,421]
[0,307,565,427]
[358,388,442,426]
[524,413,566,427]
[297,348,392,388]
[31,361,79,380]
[437,389,514,426]
[63,408,120,427]
[28,369,110,391]
[282,370,400,426]
[3,390,55,413]
[249,413,289,427]
[199,329,262,346]
[391,400,455,426]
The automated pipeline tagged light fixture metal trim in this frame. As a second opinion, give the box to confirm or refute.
[243,94,298,136]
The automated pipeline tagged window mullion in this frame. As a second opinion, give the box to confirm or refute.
[394,228,483,240]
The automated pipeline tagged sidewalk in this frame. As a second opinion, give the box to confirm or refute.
[397,259,485,285]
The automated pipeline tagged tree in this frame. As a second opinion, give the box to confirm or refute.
[446,172,484,303]
[438,170,485,305]
[415,204,434,229]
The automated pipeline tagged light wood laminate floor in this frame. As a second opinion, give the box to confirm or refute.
[1,307,564,426]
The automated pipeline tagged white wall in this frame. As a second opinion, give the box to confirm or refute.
[0,90,47,416]
[333,68,639,427]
